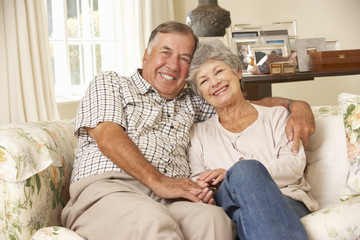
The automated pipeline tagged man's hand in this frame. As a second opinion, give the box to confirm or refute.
[252,97,316,154]
[151,175,209,203]
[285,100,315,153]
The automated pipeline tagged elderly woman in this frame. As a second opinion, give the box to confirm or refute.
[187,41,319,240]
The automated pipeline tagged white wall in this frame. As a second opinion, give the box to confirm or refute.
[58,0,360,119]
[174,0,360,106]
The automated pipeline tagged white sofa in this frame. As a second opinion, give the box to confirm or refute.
[1,93,360,240]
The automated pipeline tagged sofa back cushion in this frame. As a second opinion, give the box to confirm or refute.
[305,106,348,209]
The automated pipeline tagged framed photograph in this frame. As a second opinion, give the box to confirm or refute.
[326,40,341,50]
[295,38,327,72]
[260,33,291,56]
[233,21,297,38]
[249,44,287,64]
[232,31,259,38]
[271,21,297,38]
[231,37,260,70]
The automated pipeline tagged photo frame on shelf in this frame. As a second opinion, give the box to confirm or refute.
[271,21,297,38]
[249,44,287,64]
[232,31,259,38]
[295,38,327,72]
[233,21,297,38]
[231,37,260,70]
[326,40,341,50]
[260,34,291,56]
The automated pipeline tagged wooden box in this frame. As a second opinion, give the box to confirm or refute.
[308,49,360,72]
[270,63,282,75]
[270,61,296,75]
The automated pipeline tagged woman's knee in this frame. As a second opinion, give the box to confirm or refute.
[227,160,267,177]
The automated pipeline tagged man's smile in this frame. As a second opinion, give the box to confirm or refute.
[160,72,176,80]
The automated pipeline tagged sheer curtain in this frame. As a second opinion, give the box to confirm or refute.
[99,0,174,76]
[0,0,174,124]
[0,0,60,124]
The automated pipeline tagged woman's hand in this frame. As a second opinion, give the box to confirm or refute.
[194,169,226,204]
[197,169,227,187]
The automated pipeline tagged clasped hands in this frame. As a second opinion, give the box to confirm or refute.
[194,168,227,204]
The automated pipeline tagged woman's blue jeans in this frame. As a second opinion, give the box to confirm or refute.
[214,160,309,240]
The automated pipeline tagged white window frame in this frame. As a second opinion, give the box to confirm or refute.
[45,0,142,103]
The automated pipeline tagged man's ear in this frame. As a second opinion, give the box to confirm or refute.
[142,49,149,65]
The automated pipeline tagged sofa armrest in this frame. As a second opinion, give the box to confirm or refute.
[0,120,77,240]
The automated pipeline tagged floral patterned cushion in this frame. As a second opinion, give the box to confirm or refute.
[0,121,77,182]
[301,196,360,239]
[32,226,85,240]
[338,93,360,200]
[0,120,77,240]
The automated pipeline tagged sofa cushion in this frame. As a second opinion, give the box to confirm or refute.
[305,106,348,208]
[301,196,360,240]
[338,93,360,200]
[32,226,85,240]
[0,120,77,182]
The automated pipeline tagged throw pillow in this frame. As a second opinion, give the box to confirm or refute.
[338,93,360,200]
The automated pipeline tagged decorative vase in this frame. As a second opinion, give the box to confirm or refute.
[186,0,231,37]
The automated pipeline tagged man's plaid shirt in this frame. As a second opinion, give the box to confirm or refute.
[71,70,214,182]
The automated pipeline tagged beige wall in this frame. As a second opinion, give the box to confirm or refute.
[174,0,360,106]
[58,0,360,119]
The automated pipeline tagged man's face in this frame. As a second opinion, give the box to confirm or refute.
[141,32,196,99]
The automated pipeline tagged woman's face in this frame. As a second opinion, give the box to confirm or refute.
[195,60,242,108]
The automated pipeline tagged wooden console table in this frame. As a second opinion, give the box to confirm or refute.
[242,69,360,100]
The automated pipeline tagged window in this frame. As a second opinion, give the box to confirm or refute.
[44,0,144,102]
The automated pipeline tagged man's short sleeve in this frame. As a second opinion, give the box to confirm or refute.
[74,71,126,137]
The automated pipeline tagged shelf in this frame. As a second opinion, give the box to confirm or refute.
[242,69,360,85]
[241,69,360,100]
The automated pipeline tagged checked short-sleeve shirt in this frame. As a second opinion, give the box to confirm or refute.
[71,70,215,182]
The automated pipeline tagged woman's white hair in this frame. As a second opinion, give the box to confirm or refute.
[187,40,244,96]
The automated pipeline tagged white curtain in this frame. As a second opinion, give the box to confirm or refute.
[99,0,175,76]
[0,0,60,124]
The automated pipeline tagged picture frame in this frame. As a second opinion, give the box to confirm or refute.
[260,33,291,56]
[271,21,297,38]
[233,21,297,38]
[232,31,259,38]
[295,38,327,72]
[249,44,288,65]
[326,40,341,50]
[231,37,260,70]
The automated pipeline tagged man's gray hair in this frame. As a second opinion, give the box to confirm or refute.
[147,21,199,53]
